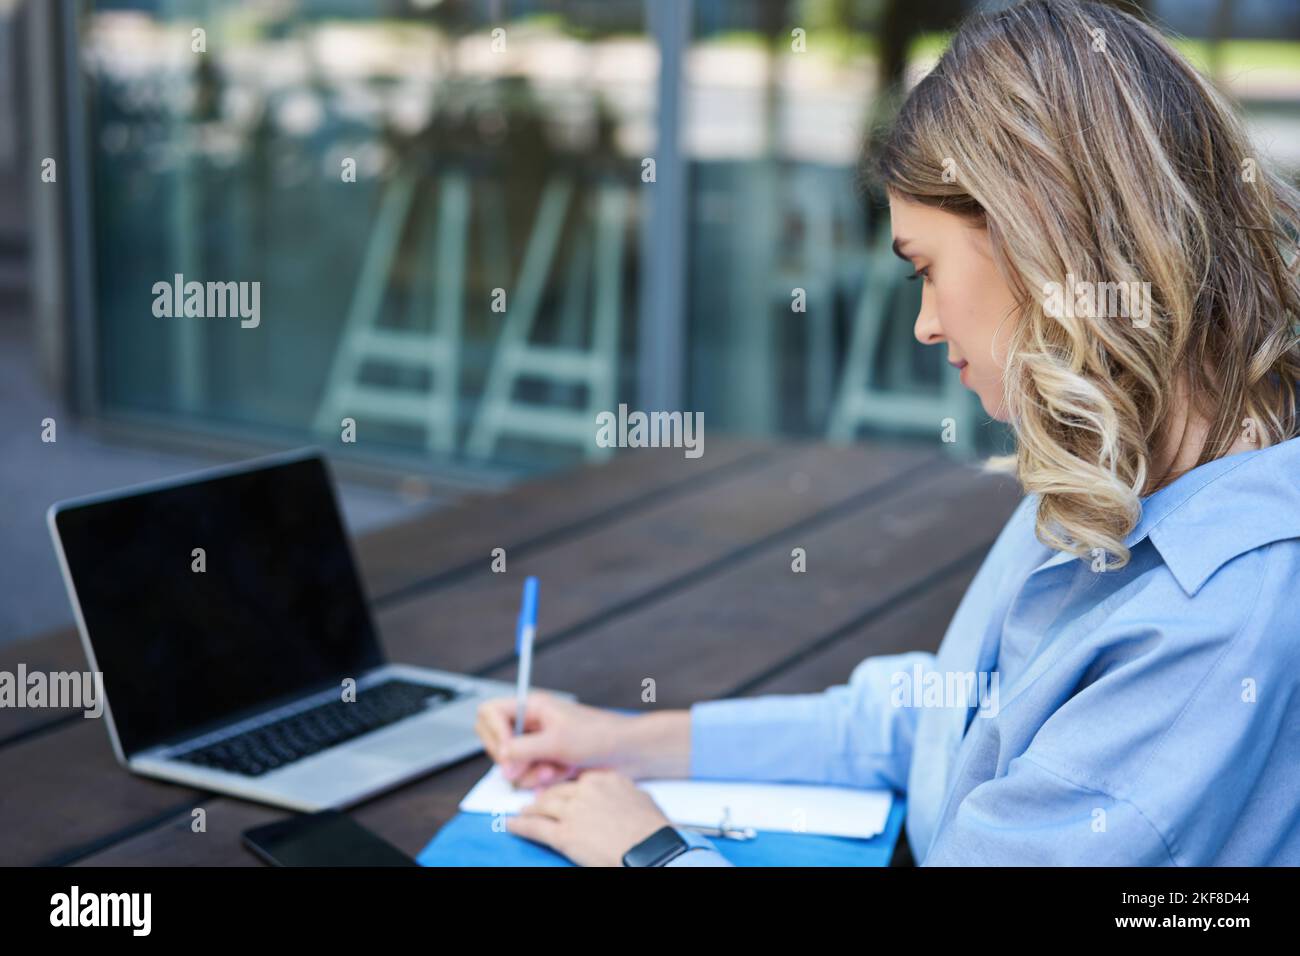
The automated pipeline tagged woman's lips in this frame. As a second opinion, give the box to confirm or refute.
[949,358,969,385]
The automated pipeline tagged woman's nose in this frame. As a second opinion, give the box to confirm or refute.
[913,306,943,346]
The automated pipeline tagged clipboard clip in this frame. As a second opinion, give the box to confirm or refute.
[677,806,757,841]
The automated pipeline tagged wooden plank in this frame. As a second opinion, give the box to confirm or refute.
[745,562,979,695]
[73,756,491,867]
[471,465,1019,711]
[355,439,766,602]
[373,442,935,672]
[0,720,207,866]
[0,440,766,739]
[0,630,94,742]
[71,799,277,868]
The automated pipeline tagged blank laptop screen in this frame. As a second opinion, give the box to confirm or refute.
[53,454,383,756]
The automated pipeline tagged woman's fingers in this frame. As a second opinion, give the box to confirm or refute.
[505,809,563,851]
[512,760,572,789]
[476,695,562,778]
[478,696,528,744]
[474,705,510,763]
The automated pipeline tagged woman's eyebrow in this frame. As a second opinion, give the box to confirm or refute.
[891,238,914,262]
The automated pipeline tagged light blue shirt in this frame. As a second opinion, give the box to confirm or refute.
[667,435,1300,866]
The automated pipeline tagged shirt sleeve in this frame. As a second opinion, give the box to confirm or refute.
[688,649,935,791]
[662,827,735,867]
[920,753,1176,865]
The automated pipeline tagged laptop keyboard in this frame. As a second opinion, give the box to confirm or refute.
[173,678,461,777]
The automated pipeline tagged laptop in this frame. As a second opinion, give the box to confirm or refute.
[47,448,571,811]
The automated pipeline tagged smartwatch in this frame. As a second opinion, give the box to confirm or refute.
[622,825,692,867]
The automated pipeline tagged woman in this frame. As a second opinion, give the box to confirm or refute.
[475,0,1300,866]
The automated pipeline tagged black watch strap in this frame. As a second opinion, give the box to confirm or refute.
[622,825,690,867]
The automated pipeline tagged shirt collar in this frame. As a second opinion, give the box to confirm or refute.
[1029,435,1300,596]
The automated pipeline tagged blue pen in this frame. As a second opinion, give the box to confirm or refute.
[513,577,538,736]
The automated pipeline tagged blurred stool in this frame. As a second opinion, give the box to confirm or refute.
[313,169,469,453]
[466,177,627,462]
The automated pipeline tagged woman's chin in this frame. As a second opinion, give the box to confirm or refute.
[974,388,1009,422]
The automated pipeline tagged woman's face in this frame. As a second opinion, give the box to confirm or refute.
[887,191,1020,421]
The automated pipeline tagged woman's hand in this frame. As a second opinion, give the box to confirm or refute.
[474,690,631,788]
[506,768,674,867]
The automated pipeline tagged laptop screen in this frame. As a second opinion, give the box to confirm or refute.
[53,453,384,756]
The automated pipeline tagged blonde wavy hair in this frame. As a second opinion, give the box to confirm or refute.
[871,0,1300,568]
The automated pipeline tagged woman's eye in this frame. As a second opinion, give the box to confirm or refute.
[906,267,930,282]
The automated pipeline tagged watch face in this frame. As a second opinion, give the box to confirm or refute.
[623,826,688,866]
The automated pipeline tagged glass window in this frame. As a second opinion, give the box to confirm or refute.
[83,0,655,472]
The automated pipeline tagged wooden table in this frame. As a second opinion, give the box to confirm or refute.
[0,438,1019,866]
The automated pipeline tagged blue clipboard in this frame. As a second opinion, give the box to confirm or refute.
[417,796,906,867]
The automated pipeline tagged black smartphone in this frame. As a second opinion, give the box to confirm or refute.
[242,810,419,867]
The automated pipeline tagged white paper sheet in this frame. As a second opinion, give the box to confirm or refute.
[459,765,893,840]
